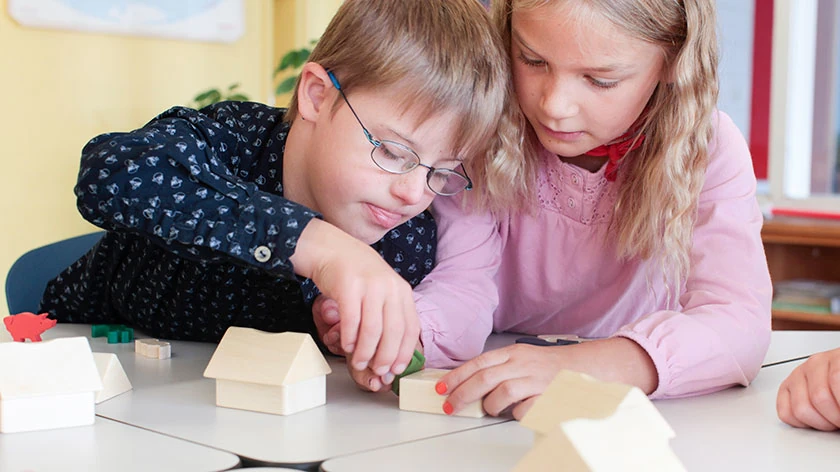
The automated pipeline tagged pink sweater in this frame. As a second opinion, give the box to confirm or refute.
[414,111,772,399]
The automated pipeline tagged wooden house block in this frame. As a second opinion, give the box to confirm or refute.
[135,338,171,359]
[92,352,132,404]
[203,327,331,415]
[515,371,685,471]
[0,337,102,433]
[399,368,485,418]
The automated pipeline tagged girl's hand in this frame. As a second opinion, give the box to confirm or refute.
[438,338,657,420]
[777,348,840,431]
[436,343,570,420]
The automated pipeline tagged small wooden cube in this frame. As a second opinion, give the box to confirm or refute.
[134,339,171,359]
[399,368,485,418]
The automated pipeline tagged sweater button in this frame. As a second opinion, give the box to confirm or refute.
[254,245,272,262]
[571,174,580,185]
[567,197,576,208]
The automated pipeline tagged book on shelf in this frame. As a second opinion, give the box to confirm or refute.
[773,279,840,315]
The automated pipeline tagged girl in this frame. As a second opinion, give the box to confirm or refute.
[423,0,773,418]
[320,0,772,412]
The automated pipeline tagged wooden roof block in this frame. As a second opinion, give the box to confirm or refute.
[0,337,102,400]
[521,370,640,435]
[203,327,331,385]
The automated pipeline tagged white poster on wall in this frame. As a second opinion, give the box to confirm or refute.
[8,0,243,43]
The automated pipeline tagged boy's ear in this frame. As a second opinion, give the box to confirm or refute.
[296,62,332,121]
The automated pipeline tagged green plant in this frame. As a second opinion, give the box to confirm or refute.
[192,83,249,109]
[274,39,318,95]
[189,39,318,108]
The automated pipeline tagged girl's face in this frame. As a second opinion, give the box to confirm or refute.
[510,2,665,158]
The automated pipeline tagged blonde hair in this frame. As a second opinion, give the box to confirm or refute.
[285,0,516,180]
[492,0,719,279]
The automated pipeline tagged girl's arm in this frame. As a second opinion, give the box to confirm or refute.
[412,194,504,367]
[614,110,772,399]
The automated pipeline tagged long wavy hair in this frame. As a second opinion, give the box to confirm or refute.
[491,0,719,280]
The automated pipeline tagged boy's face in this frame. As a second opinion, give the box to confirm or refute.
[301,85,463,244]
[510,3,664,158]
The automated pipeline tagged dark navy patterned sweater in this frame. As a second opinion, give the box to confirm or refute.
[41,102,436,343]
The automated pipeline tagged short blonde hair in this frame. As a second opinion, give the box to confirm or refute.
[493,0,719,279]
[286,0,513,170]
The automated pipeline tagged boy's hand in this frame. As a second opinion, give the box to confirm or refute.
[346,359,395,393]
[777,348,840,431]
[312,296,343,356]
[291,218,420,378]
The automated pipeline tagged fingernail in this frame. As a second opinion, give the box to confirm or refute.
[373,365,390,376]
[382,372,395,384]
[443,401,454,415]
[345,343,355,353]
[435,381,448,395]
[324,332,338,344]
[392,363,407,375]
[327,309,339,321]
[353,361,367,371]
[369,377,382,391]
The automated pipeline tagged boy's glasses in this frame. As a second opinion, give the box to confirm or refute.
[327,71,473,196]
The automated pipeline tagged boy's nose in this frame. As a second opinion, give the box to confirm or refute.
[541,77,579,119]
[390,168,429,206]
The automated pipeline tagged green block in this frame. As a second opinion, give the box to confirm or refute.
[391,349,426,396]
[94,324,135,344]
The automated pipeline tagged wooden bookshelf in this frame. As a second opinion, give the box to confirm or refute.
[762,216,840,330]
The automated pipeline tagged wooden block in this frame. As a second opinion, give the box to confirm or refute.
[203,327,332,416]
[92,352,132,404]
[399,369,485,418]
[0,337,102,433]
[515,370,685,471]
[135,338,171,359]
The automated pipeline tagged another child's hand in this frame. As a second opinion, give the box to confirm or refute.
[312,296,343,356]
[777,348,840,431]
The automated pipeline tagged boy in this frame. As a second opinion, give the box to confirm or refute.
[40,0,511,380]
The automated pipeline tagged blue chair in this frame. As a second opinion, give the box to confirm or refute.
[5,232,104,314]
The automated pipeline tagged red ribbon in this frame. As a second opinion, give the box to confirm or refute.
[585,133,645,181]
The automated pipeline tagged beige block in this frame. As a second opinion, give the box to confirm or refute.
[399,369,485,418]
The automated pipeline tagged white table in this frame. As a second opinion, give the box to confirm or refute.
[33,325,839,470]
[0,416,240,472]
[763,330,839,365]
[43,325,508,469]
[322,359,840,471]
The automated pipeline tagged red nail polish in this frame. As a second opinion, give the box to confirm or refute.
[435,381,448,395]
[443,401,454,415]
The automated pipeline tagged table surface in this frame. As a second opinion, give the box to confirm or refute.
[322,359,840,472]
[763,329,839,365]
[41,325,508,468]
[12,324,836,471]
[0,416,240,472]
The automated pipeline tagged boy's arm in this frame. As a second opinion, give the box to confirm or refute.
[75,102,315,279]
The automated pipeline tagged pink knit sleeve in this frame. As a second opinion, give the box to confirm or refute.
[616,111,773,399]
[413,195,503,368]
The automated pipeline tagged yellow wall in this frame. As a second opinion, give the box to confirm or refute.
[0,0,340,324]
